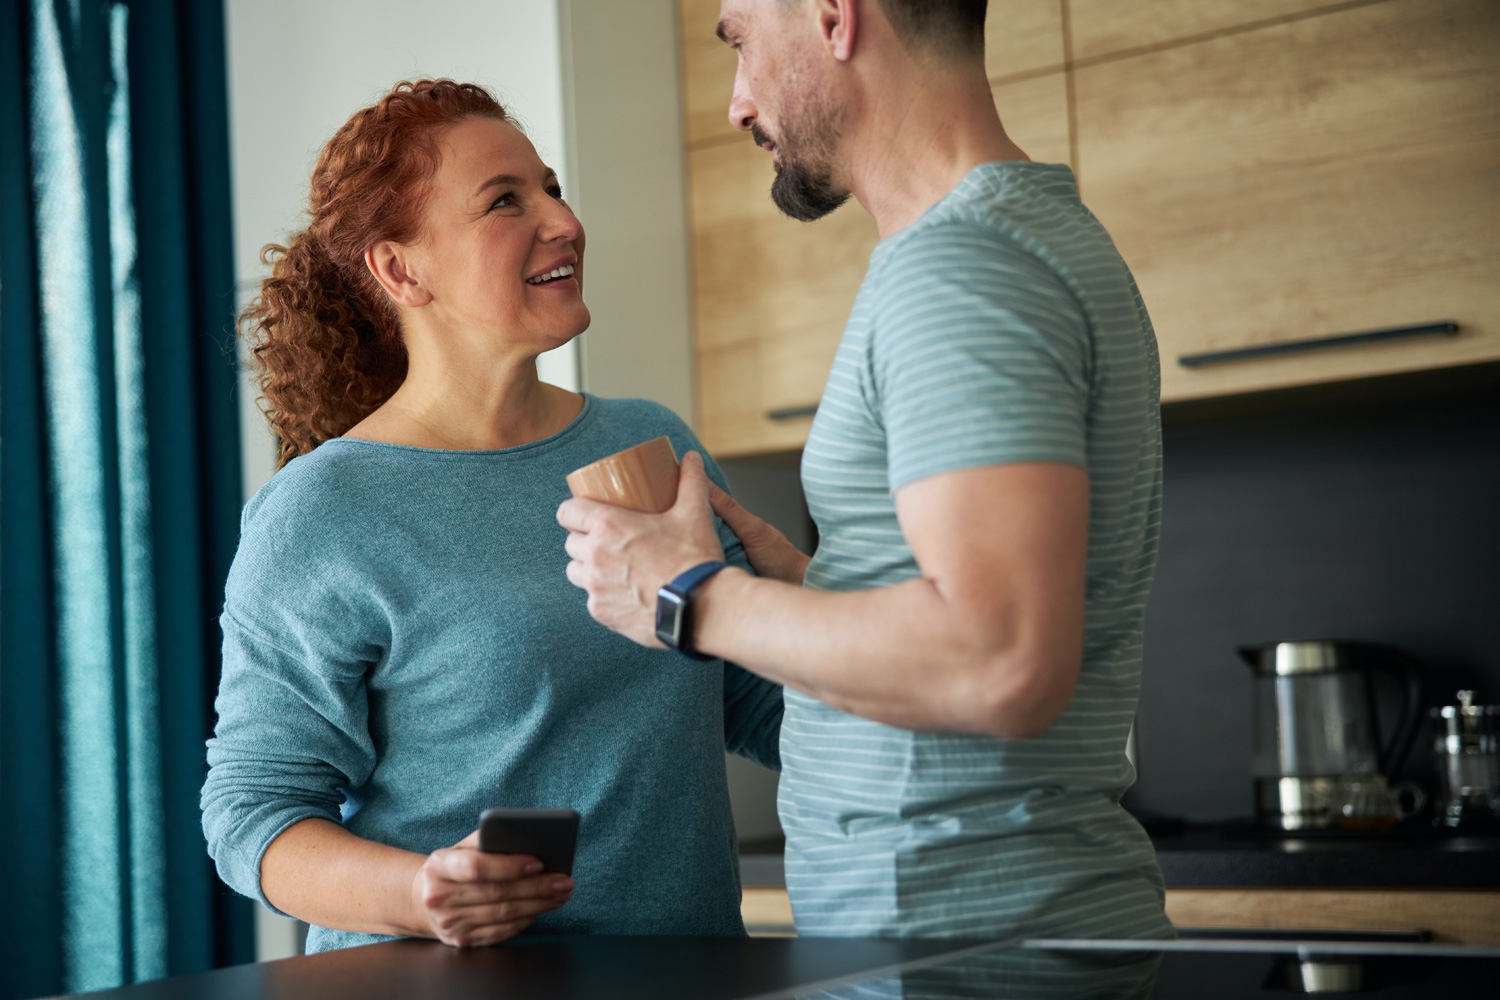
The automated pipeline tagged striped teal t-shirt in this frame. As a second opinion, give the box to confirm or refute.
[784,161,1171,939]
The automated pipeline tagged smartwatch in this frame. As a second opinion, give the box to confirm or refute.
[656,561,730,660]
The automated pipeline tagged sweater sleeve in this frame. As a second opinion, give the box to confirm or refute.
[201,492,384,914]
[654,404,786,770]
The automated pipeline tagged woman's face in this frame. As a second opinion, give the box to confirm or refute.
[402,116,589,354]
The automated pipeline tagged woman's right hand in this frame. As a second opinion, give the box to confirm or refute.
[412,830,573,947]
[704,470,811,586]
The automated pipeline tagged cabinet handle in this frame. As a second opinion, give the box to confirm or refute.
[1177,320,1459,369]
[766,404,819,422]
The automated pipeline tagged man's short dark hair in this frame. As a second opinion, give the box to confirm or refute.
[878,0,987,60]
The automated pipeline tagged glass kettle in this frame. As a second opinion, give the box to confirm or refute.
[1241,640,1424,831]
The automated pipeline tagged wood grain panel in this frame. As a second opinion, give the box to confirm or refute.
[1167,888,1500,945]
[745,886,1500,943]
[679,0,738,147]
[742,888,797,937]
[688,71,1072,456]
[985,0,1065,79]
[681,0,1066,148]
[1069,0,1370,63]
[995,70,1071,168]
[687,138,875,455]
[1074,0,1500,402]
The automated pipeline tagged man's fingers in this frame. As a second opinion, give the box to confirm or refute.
[557,496,611,533]
[453,830,480,850]
[674,452,714,513]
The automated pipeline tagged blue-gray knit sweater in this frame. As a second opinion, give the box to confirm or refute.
[200,395,783,954]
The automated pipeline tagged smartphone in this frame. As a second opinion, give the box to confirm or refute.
[477,807,580,876]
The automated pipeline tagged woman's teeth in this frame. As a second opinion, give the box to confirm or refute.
[528,264,575,285]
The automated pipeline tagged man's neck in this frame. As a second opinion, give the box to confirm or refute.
[845,66,1029,240]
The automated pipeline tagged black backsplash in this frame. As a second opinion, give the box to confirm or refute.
[1130,366,1500,822]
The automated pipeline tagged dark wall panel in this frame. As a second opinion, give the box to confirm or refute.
[1132,373,1500,821]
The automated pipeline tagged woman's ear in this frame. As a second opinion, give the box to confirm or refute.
[365,242,433,308]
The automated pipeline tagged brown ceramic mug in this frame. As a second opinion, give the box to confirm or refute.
[565,436,680,514]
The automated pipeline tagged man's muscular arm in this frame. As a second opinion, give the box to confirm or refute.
[559,455,1087,738]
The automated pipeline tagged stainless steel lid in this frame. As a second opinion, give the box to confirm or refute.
[1240,640,1352,677]
[1431,690,1500,747]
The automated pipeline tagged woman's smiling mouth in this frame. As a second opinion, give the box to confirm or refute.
[528,263,576,285]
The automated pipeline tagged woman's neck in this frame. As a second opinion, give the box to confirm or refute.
[344,349,584,452]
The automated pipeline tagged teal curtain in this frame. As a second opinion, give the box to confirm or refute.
[0,1,253,996]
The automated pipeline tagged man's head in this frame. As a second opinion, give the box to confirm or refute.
[718,0,988,221]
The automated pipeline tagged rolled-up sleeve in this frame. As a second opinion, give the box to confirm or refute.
[202,558,379,913]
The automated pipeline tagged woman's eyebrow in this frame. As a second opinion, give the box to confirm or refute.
[474,169,559,198]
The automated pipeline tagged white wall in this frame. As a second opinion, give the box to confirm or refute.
[560,0,695,423]
[227,0,576,501]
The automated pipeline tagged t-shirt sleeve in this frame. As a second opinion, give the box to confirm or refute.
[870,221,1093,494]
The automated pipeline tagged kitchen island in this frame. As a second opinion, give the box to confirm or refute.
[39,933,1500,999]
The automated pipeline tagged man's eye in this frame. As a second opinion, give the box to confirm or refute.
[547,185,564,200]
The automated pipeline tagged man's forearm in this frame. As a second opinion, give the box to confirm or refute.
[693,568,1073,737]
[260,818,428,937]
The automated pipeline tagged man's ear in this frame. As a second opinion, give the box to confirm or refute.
[814,0,857,62]
[365,242,433,309]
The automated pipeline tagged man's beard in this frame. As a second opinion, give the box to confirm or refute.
[753,103,850,223]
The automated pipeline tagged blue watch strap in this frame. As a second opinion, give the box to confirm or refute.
[665,560,730,599]
[658,561,729,660]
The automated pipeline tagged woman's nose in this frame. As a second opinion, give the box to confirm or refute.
[539,199,582,244]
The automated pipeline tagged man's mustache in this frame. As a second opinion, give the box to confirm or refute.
[751,123,774,149]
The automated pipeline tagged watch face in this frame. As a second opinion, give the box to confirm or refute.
[655,588,688,649]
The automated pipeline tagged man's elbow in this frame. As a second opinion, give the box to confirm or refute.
[961,648,1080,740]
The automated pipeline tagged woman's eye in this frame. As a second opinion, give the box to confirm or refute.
[547,185,564,200]
[491,193,515,210]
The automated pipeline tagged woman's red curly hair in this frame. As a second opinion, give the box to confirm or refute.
[240,79,516,467]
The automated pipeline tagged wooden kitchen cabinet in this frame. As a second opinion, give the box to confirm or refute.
[1068,0,1360,63]
[745,886,1500,943]
[1165,888,1500,945]
[1074,0,1500,402]
[677,0,1074,456]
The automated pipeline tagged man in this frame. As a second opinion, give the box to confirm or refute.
[558,0,1171,939]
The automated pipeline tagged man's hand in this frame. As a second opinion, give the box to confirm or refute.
[706,481,811,585]
[559,451,726,647]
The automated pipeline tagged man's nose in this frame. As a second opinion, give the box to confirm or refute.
[727,65,756,132]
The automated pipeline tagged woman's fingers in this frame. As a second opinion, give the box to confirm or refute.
[435,874,573,908]
[448,917,537,949]
[432,847,542,883]
[431,895,568,947]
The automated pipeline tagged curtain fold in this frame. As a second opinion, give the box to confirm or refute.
[0,1,252,996]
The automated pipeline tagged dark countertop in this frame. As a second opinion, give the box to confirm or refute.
[739,824,1500,890]
[1147,822,1500,888]
[46,934,1500,999]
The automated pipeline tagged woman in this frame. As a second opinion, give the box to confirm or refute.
[200,80,782,954]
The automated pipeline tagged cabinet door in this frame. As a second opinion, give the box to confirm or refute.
[1074,0,1500,402]
[1069,0,1357,62]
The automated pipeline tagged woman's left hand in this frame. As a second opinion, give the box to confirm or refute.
[412,830,574,948]
[559,451,725,647]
